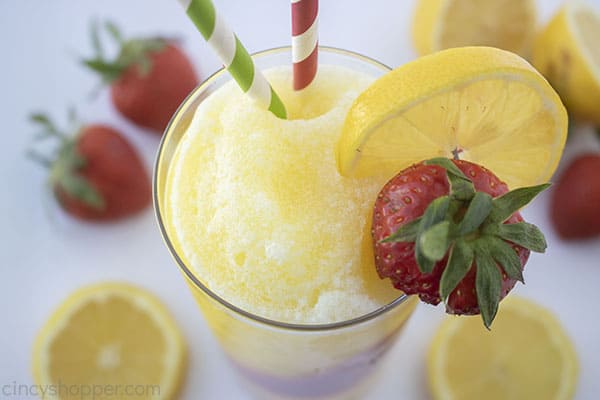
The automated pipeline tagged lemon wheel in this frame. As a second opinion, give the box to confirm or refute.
[336,46,567,189]
[412,0,536,57]
[532,2,600,125]
[32,282,186,400]
[427,296,579,400]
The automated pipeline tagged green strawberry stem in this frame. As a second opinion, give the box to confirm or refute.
[383,157,550,329]
[83,21,167,83]
[28,113,104,210]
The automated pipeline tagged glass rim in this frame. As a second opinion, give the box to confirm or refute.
[153,45,411,332]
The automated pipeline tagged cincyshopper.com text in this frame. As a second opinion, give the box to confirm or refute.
[2,381,160,398]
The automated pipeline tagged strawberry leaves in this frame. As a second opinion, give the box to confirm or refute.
[487,183,551,224]
[426,157,475,200]
[415,196,450,273]
[497,222,547,253]
[83,21,167,83]
[439,239,473,301]
[382,158,549,328]
[28,112,105,210]
[459,192,493,235]
[382,217,422,243]
[486,236,524,283]
[474,241,503,329]
[420,220,451,262]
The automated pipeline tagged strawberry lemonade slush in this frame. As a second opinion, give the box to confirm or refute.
[155,48,417,399]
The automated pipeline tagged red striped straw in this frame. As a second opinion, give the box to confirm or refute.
[291,0,318,90]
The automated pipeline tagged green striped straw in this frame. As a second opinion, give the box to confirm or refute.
[178,0,287,119]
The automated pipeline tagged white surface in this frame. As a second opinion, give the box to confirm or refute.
[1,1,599,399]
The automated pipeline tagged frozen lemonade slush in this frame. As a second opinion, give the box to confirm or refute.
[156,49,417,399]
[164,64,402,323]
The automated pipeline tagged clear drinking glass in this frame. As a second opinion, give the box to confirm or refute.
[154,46,417,400]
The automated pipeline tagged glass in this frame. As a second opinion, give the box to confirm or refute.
[154,46,417,400]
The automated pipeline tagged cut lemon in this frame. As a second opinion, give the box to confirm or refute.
[428,296,579,400]
[532,2,600,125]
[336,46,567,189]
[32,282,186,400]
[412,0,536,57]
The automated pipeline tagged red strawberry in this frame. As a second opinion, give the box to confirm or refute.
[83,22,198,133]
[550,153,600,239]
[29,113,151,221]
[372,158,549,328]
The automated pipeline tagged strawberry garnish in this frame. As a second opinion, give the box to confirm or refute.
[372,158,549,328]
[28,112,151,221]
[83,21,198,133]
[550,153,600,239]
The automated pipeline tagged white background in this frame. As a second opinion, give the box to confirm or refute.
[1,0,600,399]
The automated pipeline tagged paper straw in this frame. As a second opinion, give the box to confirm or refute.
[178,0,287,119]
[291,0,318,90]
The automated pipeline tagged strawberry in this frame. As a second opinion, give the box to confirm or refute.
[372,158,549,328]
[550,153,600,239]
[29,112,151,221]
[83,21,198,133]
